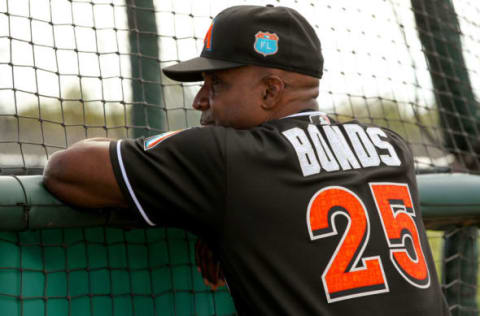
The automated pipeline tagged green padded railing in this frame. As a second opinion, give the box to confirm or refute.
[1,174,478,231]
[418,174,480,228]
[0,174,479,315]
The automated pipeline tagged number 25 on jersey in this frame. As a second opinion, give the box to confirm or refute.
[307,183,430,303]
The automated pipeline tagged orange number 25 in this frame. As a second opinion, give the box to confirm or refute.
[307,183,430,303]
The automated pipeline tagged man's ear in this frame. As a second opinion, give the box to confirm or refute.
[261,75,285,110]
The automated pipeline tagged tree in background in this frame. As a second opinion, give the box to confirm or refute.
[412,0,480,171]
[334,98,442,161]
[0,87,126,174]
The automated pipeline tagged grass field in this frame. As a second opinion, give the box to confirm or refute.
[428,230,444,280]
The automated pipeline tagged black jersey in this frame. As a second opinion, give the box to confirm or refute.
[109,111,450,316]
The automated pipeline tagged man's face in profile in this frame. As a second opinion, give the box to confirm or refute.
[193,66,267,129]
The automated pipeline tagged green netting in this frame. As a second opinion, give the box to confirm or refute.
[0,175,236,315]
[0,226,470,316]
[0,228,235,316]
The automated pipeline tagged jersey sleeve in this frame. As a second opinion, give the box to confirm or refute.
[109,127,227,237]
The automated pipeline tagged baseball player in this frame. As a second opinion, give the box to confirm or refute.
[43,5,451,315]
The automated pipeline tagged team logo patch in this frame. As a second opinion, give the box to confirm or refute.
[143,130,183,151]
[309,113,331,126]
[254,31,279,56]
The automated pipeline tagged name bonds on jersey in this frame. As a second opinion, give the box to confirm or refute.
[282,124,402,176]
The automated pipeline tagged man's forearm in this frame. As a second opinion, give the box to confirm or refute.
[43,138,127,208]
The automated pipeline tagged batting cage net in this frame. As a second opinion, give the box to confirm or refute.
[0,0,479,315]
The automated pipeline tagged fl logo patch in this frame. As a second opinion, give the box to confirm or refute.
[254,31,279,56]
[143,130,184,151]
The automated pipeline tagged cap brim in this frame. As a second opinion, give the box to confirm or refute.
[162,57,245,82]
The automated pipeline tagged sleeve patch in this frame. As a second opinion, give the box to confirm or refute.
[144,130,185,151]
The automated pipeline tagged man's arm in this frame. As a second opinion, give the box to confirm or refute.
[43,138,128,208]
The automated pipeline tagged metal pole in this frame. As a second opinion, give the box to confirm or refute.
[127,0,165,139]
[411,0,479,171]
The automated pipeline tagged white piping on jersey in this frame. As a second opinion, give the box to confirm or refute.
[280,111,328,119]
[116,140,156,226]
[114,111,325,227]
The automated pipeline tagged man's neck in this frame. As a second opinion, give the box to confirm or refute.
[269,99,319,121]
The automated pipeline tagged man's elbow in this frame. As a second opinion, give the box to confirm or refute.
[43,150,70,194]
[43,148,89,205]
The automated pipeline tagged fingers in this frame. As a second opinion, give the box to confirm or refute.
[194,239,226,291]
[202,262,226,291]
[204,268,226,290]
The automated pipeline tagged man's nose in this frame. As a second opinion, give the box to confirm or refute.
[193,84,210,111]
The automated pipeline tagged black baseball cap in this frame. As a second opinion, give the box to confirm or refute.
[162,5,323,82]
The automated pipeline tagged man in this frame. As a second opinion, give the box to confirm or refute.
[43,5,450,316]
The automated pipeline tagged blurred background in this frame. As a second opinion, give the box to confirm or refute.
[0,0,479,174]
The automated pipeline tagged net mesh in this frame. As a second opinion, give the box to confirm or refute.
[0,0,479,315]
[429,228,480,316]
[0,0,478,175]
[0,226,472,316]
[0,227,236,316]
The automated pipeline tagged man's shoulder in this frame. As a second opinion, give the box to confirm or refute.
[152,125,228,141]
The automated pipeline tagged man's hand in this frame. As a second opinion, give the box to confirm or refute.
[195,239,226,291]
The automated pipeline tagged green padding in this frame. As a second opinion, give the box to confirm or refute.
[22,175,108,229]
[2,174,480,229]
[417,173,480,217]
[0,176,27,230]
[0,176,143,231]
